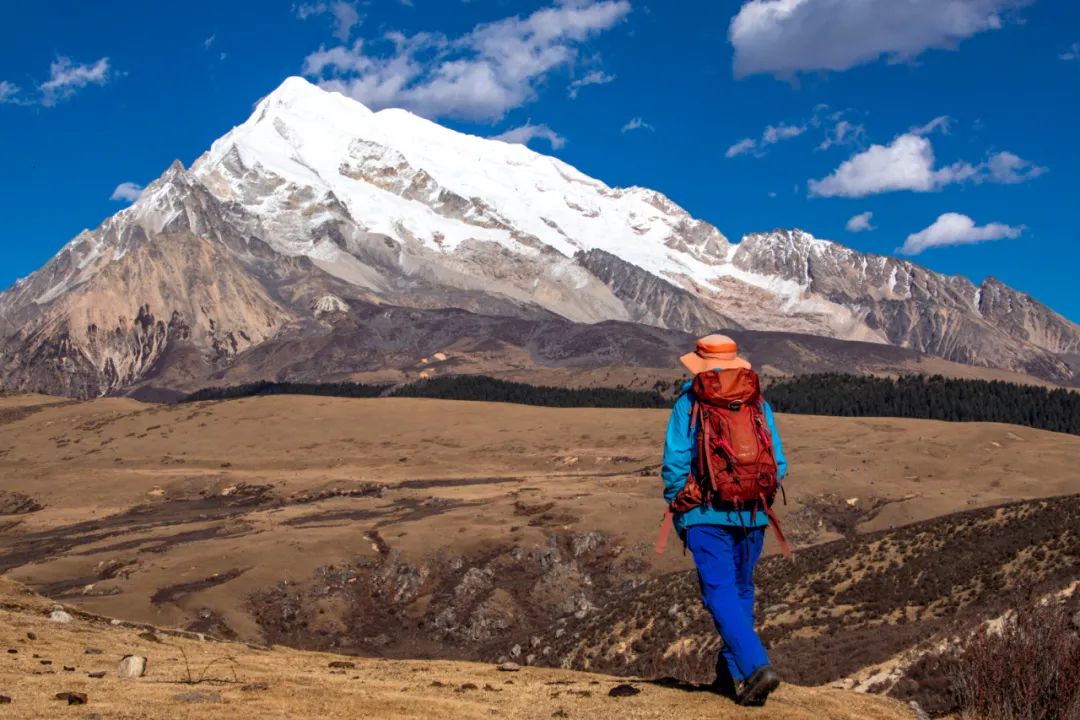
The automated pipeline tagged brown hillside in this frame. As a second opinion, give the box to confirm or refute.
[0,576,916,720]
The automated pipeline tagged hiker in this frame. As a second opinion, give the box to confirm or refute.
[657,334,787,706]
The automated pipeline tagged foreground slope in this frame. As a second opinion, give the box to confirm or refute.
[1,76,1077,396]
[1,392,1077,671]
[0,577,915,720]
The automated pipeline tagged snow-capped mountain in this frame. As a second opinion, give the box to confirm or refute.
[1,76,1077,396]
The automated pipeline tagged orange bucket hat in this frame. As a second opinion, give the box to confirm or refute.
[679,334,751,375]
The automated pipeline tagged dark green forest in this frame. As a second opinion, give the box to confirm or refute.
[764,373,1080,435]
[180,373,1080,435]
[390,375,670,408]
[181,380,388,402]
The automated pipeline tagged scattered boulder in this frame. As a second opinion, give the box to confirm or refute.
[0,695,10,704]
[118,655,147,678]
[497,662,521,672]
[608,684,641,697]
[137,631,160,643]
[85,647,103,655]
[88,671,106,679]
[55,692,87,705]
[25,632,36,641]
[48,609,73,624]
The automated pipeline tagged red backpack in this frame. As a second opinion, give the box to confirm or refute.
[656,368,790,557]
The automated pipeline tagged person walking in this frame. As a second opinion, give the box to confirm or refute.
[657,334,788,706]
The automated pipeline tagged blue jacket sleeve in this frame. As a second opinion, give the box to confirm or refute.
[661,391,694,505]
[762,400,787,481]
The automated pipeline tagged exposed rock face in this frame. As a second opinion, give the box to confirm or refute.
[1,77,1076,396]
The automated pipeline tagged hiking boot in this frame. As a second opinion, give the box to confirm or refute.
[737,665,780,706]
[711,656,738,701]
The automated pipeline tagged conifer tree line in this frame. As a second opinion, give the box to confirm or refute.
[180,373,1080,435]
[763,373,1080,435]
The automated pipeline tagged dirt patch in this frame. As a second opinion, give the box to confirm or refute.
[0,491,42,515]
[151,568,249,605]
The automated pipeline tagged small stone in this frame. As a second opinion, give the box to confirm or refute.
[25,632,36,641]
[39,660,52,666]
[764,603,791,615]
[63,666,75,672]
[173,690,221,704]
[456,683,479,692]
[328,660,356,669]
[909,700,931,720]
[496,662,521,672]
[49,610,74,624]
[109,619,122,626]
[88,671,106,679]
[552,710,569,718]
[0,695,10,704]
[85,648,104,655]
[608,684,640,697]
[55,692,88,705]
[6,649,16,654]
[118,655,147,678]
[137,631,160,643]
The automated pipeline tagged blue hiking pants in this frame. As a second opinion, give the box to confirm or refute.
[685,524,769,681]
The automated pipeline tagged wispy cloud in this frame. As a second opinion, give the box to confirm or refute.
[0,81,21,105]
[846,211,875,232]
[1060,42,1080,61]
[899,212,1023,255]
[204,34,216,49]
[568,70,615,98]
[296,1,362,42]
[303,0,630,122]
[490,122,567,150]
[110,182,145,203]
[39,57,112,106]
[730,0,1030,78]
[621,116,654,133]
[809,127,1045,198]
[725,122,805,158]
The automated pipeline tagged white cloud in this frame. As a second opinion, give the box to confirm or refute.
[296,2,362,42]
[809,131,1045,197]
[0,81,21,104]
[568,69,615,98]
[621,116,654,133]
[725,137,758,158]
[1060,42,1079,61]
[303,0,630,121]
[899,212,1023,255]
[39,57,111,106]
[490,122,566,149]
[725,122,805,158]
[910,115,951,136]
[204,34,216,49]
[729,0,1029,78]
[110,182,144,203]
[817,119,866,151]
[986,150,1047,184]
[845,211,875,232]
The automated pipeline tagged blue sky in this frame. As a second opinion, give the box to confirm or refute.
[1,0,1078,320]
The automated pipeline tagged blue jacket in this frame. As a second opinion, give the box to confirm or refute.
[662,377,787,533]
